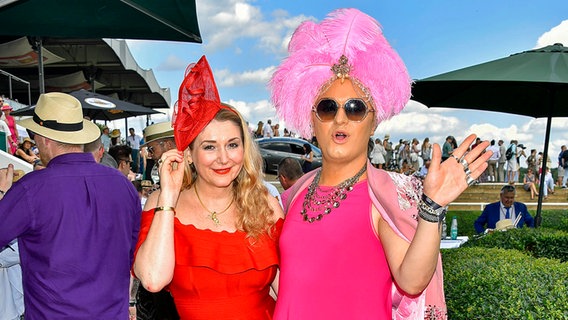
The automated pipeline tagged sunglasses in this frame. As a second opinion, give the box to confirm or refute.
[146,141,164,155]
[312,98,374,122]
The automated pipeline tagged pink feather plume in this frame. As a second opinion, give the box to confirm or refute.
[270,8,411,138]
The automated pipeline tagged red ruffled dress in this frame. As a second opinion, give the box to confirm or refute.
[135,209,283,320]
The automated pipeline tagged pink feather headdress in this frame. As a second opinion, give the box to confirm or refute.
[269,8,411,138]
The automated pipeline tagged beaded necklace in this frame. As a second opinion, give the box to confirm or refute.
[300,164,367,223]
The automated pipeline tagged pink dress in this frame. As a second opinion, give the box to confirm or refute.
[4,115,17,154]
[274,181,392,319]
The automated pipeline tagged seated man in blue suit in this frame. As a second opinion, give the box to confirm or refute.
[474,185,535,234]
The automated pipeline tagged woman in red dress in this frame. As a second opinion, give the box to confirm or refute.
[133,56,284,320]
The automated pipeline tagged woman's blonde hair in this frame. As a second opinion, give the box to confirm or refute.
[181,106,274,238]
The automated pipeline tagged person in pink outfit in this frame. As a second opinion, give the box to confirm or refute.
[2,104,18,154]
[269,8,491,320]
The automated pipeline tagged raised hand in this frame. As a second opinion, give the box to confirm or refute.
[0,164,14,197]
[156,149,185,207]
[424,134,491,207]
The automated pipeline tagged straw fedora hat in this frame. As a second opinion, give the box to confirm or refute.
[22,137,35,145]
[140,180,153,188]
[18,92,100,144]
[495,219,515,231]
[142,121,173,147]
[109,129,121,138]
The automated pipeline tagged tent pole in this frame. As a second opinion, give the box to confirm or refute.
[535,90,554,228]
[35,37,45,94]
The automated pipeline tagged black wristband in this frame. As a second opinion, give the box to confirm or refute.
[418,195,447,224]
[421,194,443,209]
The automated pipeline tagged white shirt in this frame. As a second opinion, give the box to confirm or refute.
[500,203,516,221]
[263,180,282,208]
[101,134,111,152]
[0,241,24,320]
[262,123,274,138]
[487,145,500,161]
[126,134,141,150]
[0,120,12,150]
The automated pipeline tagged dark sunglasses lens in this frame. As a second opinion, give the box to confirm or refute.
[147,146,154,154]
[26,129,35,140]
[344,99,368,121]
[315,99,339,121]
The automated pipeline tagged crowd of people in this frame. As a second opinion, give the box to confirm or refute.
[0,8,564,320]
[366,135,566,199]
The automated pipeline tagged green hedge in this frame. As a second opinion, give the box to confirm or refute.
[539,210,568,232]
[442,247,568,319]
[463,228,568,262]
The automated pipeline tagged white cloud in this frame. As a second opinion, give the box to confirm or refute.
[376,110,463,143]
[536,20,568,48]
[406,99,458,114]
[224,98,278,127]
[157,55,188,71]
[196,0,311,54]
[215,66,276,87]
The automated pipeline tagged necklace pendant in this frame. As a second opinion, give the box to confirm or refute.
[210,212,220,225]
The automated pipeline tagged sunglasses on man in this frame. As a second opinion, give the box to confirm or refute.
[312,98,374,122]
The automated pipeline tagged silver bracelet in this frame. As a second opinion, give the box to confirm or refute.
[418,198,447,223]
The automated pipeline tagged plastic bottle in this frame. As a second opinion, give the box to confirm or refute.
[441,216,447,239]
[450,216,458,240]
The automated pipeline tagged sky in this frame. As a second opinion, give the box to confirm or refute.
[120,0,568,167]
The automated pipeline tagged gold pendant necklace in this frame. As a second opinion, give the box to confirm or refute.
[194,185,234,226]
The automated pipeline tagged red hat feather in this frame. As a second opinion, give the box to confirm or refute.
[173,56,222,151]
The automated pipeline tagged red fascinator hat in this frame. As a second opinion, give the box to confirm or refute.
[173,55,226,151]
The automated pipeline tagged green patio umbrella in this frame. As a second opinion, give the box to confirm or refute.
[0,0,202,94]
[0,0,201,43]
[411,43,568,226]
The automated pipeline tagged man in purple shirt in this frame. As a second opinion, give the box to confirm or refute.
[0,92,141,319]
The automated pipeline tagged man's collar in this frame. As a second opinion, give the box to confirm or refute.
[500,202,514,208]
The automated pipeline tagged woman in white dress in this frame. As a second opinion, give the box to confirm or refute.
[410,138,421,171]
[371,138,386,169]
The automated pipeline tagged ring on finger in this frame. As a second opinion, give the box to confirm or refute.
[466,175,476,186]
[464,168,472,176]
[450,154,460,162]
[460,158,469,170]
[157,159,164,166]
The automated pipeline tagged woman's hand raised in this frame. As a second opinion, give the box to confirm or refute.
[156,149,185,208]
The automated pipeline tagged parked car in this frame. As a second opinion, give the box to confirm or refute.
[255,137,322,173]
